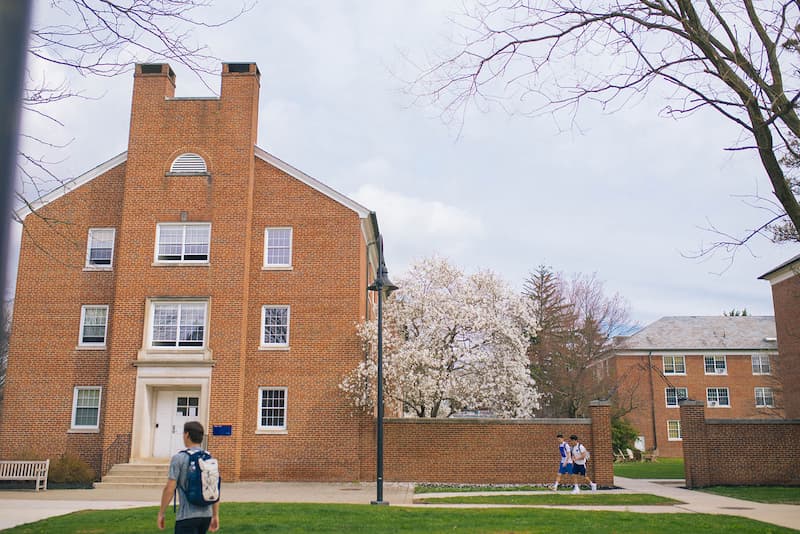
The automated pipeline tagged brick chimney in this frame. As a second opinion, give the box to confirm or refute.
[132,63,176,100]
[220,62,261,145]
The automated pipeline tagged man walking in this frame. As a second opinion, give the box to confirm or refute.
[158,421,220,533]
[551,433,572,491]
[569,434,596,494]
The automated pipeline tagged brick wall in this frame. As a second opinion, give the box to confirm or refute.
[373,402,614,487]
[769,271,800,419]
[0,163,125,475]
[680,401,800,487]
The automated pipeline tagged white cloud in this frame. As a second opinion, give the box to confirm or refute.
[349,183,486,273]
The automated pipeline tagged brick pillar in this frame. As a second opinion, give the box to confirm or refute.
[589,400,613,487]
[680,400,709,488]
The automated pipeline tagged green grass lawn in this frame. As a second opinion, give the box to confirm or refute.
[416,484,551,494]
[2,503,793,534]
[415,493,681,505]
[613,457,685,479]
[698,486,800,505]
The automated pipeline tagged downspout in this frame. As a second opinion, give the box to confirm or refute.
[365,212,382,321]
[647,351,658,451]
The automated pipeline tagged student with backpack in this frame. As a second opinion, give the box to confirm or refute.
[158,421,220,533]
[569,434,596,494]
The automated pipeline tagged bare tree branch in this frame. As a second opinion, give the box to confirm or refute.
[411,0,800,250]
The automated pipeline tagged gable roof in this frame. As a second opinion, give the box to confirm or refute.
[253,146,370,217]
[16,147,371,220]
[16,152,128,220]
[759,253,800,284]
[617,316,777,352]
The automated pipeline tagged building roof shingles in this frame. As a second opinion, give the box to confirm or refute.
[618,316,777,351]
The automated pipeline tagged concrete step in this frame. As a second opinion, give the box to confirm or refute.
[107,464,169,476]
[101,463,170,487]
[101,474,167,484]
[94,481,164,489]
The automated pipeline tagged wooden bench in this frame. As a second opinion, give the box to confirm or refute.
[0,460,50,491]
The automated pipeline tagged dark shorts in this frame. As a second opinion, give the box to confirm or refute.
[558,463,573,475]
[175,516,212,534]
[572,463,587,476]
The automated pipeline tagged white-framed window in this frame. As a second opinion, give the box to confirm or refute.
[663,355,686,375]
[79,305,109,347]
[86,228,115,269]
[755,387,775,408]
[150,301,207,348]
[261,306,290,347]
[751,354,771,375]
[667,420,682,441]
[706,387,730,407]
[257,387,287,431]
[72,386,102,429]
[169,153,207,174]
[155,223,211,263]
[665,387,688,407]
[264,228,293,268]
[704,355,727,375]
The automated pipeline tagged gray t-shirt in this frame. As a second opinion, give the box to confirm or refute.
[169,447,213,521]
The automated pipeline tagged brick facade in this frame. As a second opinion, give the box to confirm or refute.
[613,350,783,457]
[760,257,800,419]
[0,63,379,481]
[680,401,800,488]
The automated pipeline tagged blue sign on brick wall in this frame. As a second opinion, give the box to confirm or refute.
[212,425,232,436]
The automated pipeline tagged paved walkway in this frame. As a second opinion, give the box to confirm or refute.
[0,478,796,531]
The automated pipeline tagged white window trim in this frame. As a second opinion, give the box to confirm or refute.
[85,228,115,270]
[755,387,775,408]
[260,305,290,349]
[751,354,771,375]
[147,299,209,350]
[704,355,728,375]
[154,223,211,265]
[256,387,288,433]
[169,153,208,174]
[667,420,682,441]
[662,355,686,375]
[665,387,688,408]
[263,227,293,270]
[706,387,731,408]
[78,305,109,348]
[71,386,102,431]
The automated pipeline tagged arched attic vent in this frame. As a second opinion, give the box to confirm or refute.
[169,153,207,174]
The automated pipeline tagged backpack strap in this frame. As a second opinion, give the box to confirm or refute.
[175,449,194,511]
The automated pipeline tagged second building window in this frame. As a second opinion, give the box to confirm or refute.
[156,223,211,263]
[261,306,290,347]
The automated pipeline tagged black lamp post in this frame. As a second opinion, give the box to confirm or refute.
[368,235,397,505]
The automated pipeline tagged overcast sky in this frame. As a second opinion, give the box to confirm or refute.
[9,1,799,326]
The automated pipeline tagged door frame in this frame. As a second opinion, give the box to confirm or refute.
[130,364,213,461]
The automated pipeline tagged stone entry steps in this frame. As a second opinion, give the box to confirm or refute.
[94,463,169,489]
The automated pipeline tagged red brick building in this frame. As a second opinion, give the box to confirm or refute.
[610,316,782,457]
[0,63,383,481]
[759,253,800,419]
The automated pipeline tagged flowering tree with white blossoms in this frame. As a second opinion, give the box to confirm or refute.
[341,256,539,418]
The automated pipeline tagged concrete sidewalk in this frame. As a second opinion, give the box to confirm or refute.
[614,477,799,530]
[0,479,796,531]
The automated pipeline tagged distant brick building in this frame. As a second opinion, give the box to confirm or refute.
[609,316,782,457]
[759,253,800,419]
[0,63,383,481]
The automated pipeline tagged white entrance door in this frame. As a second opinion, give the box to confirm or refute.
[152,391,201,458]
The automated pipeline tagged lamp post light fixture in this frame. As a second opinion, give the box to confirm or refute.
[368,235,397,506]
